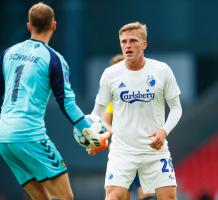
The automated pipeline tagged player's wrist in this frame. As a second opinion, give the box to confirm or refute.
[160,128,168,137]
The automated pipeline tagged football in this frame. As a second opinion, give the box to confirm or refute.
[73,115,107,148]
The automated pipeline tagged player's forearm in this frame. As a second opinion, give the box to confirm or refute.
[91,103,107,119]
[103,112,113,134]
[162,96,182,135]
[56,94,83,123]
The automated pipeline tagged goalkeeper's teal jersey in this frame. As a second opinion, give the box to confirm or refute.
[0,39,87,142]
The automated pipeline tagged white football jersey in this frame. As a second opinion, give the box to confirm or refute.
[96,58,181,153]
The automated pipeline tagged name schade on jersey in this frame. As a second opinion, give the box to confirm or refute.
[120,90,155,104]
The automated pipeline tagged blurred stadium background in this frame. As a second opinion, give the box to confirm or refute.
[0,0,218,199]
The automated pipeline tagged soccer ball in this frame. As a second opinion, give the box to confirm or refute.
[73,115,107,148]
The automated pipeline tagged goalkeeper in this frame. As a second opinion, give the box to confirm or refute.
[0,2,103,200]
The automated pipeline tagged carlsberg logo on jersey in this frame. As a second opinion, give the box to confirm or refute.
[120,89,155,104]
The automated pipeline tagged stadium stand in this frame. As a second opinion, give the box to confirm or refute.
[168,82,218,199]
[176,133,218,199]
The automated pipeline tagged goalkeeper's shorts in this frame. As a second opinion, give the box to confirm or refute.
[0,138,67,186]
[105,150,177,193]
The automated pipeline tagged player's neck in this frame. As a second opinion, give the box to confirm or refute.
[125,57,145,71]
[30,32,52,44]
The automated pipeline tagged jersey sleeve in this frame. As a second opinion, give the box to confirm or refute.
[48,51,90,132]
[95,69,112,106]
[163,64,181,100]
[0,50,6,112]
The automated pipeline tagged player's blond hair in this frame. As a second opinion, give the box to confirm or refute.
[28,2,55,34]
[119,22,147,40]
[110,54,124,65]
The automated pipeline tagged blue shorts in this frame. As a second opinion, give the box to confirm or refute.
[0,138,67,186]
[129,172,141,191]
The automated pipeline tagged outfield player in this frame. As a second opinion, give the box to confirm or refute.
[103,54,156,200]
[0,2,103,200]
[91,22,182,200]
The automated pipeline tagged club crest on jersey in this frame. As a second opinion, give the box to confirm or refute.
[146,76,156,87]
[108,173,113,180]
[120,90,155,104]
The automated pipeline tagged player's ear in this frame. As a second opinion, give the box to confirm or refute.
[27,22,32,32]
[143,40,148,49]
[51,21,56,31]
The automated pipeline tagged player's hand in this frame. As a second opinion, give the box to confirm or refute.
[86,131,111,156]
[83,127,102,148]
[149,129,167,150]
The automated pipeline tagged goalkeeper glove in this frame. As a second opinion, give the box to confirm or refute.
[82,126,104,148]
[86,131,111,155]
